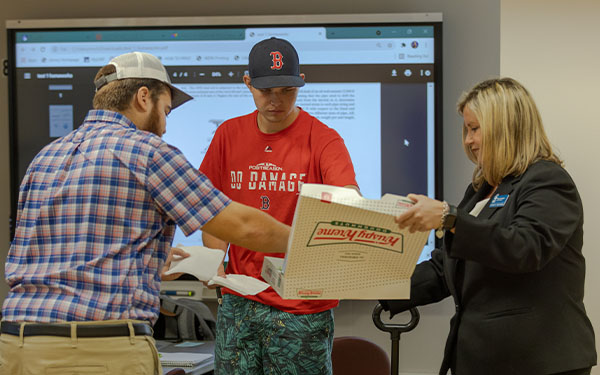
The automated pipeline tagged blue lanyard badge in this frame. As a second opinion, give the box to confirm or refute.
[490,194,509,208]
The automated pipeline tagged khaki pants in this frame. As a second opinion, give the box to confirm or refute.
[0,319,162,375]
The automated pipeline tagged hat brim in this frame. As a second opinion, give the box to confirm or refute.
[250,75,305,89]
[168,84,194,110]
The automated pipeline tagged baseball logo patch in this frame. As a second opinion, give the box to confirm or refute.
[270,51,283,70]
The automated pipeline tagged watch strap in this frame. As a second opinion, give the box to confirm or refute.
[443,204,457,230]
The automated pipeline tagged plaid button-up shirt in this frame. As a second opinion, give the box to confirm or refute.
[3,110,230,323]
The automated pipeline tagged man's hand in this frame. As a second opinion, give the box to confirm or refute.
[160,246,190,281]
[205,262,226,289]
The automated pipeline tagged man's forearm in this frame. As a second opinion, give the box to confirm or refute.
[202,232,229,251]
[201,201,289,253]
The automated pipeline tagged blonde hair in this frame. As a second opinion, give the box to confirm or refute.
[457,77,562,189]
[92,64,168,111]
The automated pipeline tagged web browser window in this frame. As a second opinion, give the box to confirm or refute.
[9,21,441,262]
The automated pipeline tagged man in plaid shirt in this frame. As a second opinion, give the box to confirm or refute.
[0,52,289,375]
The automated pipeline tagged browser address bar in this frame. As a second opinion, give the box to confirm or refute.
[63,39,404,53]
[17,38,433,67]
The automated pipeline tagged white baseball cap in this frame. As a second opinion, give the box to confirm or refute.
[94,51,193,109]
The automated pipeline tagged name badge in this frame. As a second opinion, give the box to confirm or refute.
[490,194,509,208]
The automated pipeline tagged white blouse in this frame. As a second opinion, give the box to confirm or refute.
[469,198,490,217]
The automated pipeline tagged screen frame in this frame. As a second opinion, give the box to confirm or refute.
[6,13,443,241]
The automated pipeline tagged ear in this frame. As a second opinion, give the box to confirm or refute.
[300,73,306,81]
[132,86,152,113]
[243,75,252,90]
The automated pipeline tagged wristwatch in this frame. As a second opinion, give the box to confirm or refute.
[442,204,458,230]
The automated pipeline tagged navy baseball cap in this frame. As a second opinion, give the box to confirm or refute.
[248,37,305,89]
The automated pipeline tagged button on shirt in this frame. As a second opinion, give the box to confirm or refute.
[3,110,231,324]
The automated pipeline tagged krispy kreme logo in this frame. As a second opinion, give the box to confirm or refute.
[297,289,323,298]
[307,221,404,253]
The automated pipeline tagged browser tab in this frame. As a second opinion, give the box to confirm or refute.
[245,27,327,42]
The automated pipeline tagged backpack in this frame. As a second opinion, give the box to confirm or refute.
[153,295,217,341]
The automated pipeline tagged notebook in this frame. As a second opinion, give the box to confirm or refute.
[159,352,213,367]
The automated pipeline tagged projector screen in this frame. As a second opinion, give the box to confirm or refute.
[7,14,442,262]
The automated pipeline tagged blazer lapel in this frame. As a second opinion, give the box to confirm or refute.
[477,174,521,220]
[443,183,489,298]
[444,178,516,299]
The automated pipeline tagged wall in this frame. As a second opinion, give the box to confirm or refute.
[501,0,600,373]
[0,1,500,374]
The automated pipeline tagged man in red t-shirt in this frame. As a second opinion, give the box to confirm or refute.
[200,37,358,375]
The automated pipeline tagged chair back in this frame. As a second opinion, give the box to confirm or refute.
[331,336,390,375]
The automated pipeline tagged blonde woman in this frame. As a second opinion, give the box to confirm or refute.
[381,78,596,375]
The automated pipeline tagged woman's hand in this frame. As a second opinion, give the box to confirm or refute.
[160,246,190,281]
[395,194,446,233]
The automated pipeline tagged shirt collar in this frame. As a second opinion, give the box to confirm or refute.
[83,109,137,130]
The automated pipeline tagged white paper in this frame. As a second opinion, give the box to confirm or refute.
[208,275,270,295]
[165,245,270,296]
[164,245,225,281]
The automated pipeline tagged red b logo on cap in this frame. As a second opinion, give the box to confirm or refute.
[270,51,283,70]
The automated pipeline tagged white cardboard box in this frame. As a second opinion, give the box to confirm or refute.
[261,184,430,300]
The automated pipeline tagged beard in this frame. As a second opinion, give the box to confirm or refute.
[145,104,163,137]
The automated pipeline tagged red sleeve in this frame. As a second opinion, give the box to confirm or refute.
[318,131,358,189]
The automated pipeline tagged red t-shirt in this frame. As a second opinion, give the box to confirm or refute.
[200,109,357,314]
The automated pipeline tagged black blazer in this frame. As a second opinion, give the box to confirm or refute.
[381,160,596,375]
